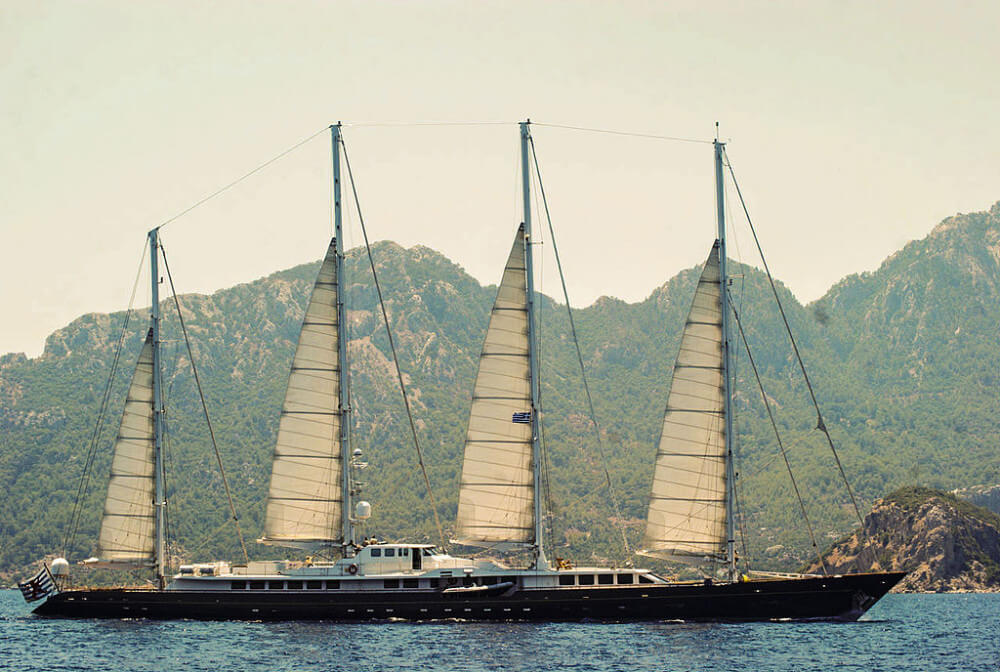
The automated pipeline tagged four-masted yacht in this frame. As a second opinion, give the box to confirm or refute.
[24,122,904,620]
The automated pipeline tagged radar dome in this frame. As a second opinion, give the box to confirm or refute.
[355,501,372,520]
[51,557,70,576]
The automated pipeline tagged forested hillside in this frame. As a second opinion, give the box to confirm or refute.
[2,202,999,579]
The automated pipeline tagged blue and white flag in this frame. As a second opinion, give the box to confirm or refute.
[18,565,57,603]
[512,411,531,424]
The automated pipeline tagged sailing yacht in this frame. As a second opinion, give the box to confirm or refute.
[25,122,903,620]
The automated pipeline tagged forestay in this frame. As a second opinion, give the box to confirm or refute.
[96,330,157,564]
[454,225,534,548]
[261,239,343,547]
[642,242,728,564]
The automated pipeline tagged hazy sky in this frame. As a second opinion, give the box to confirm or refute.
[2,0,998,357]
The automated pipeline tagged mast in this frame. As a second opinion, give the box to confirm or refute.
[520,120,547,569]
[148,227,167,589]
[332,123,354,556]
[714,137,737,581]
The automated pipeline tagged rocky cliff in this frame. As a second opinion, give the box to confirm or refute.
[806,487,1000,592]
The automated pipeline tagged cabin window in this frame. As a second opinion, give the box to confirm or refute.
[482,577,498,585]
[268,581,284,590]
[638,574,654,584]
[502,576,517,585]
[286,580,303,590]
[598,574,614,585]
[616,574,634,585]
[423,548,434,556]
[386,548,396,557]
[384,579,400,589]
[180,567,195,575]
[403,578,419,588]
[306,581,323,590]
[558,575,574,586]
[371,548,382,557]
[231,581,247,590]
[327,581,340,589]
[198,567,215,576]
[249,581,265,590]
[402,548,409,556]
[578,575,595,586]
[427,578,440,588]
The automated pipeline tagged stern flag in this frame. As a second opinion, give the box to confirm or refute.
[18,565,57,603]
[512,411,531,424]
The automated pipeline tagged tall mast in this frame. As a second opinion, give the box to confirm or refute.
[332,123,354,555]
[148,228,167,589]
[519,120,547,569]
[714,137,737,581]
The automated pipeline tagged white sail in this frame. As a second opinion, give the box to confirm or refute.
[261,239,343,547]
[96,330,157,565]
[454,225,534,548]
[641,242,728,564]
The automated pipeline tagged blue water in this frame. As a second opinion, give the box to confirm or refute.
[0,591,996,671]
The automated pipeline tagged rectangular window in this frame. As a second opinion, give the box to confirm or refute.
[502,576,517,585]
[402,548,409,556]
[427,578,440,588]
[385,548,396,557]
[616,574,634,585]
[558,575,574,586]
[286,580,303,590]
[483,577,498,585]
[230,581,247,590]
[578,575,595,586]
[598,574,614,585]
[638,575,654,584]
[327,581,340,589]
[306,581,323,590]
[248,581,265,590]
[268,581,284,590]
[384,579,400,589]
[402,578,419,588]
[371,548,382,557]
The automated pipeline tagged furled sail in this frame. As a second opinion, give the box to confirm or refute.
[454,225,534,548]
[96,329,157,565]
[261,239,343,548]
[641,241,728,564]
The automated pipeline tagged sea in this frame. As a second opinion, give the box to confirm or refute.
[0,591,996,671]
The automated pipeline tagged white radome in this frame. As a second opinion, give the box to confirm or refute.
[50,557,70,576]
[355,501,372,520]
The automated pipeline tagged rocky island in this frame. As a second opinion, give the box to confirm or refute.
[807,487,1000,592]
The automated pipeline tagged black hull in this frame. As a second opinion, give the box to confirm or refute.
[33,572,905,622]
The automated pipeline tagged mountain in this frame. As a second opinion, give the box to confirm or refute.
[805,487,1000,592]
[2,201,1000,580]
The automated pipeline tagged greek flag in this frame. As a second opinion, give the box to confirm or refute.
[512,411,531,424]
[18,565,57,603]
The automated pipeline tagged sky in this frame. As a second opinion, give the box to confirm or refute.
[2,0,998,357]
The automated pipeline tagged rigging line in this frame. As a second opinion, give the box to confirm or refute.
[340,135,448,551]
[722,149,872,548]
[732,468,752,576]
[729,293,829,577]
[159,241,250,565]
[155,126,328,233]
[528,144,557,554]
[532,122,713,145]
[528,135,633,562]
[63,240,148,558]
[342,121,512,127]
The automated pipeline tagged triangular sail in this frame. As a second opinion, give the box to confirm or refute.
[641,242,728,564]
[96,329,156,565]
[454,225,534,548]
[261,239,343,548]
